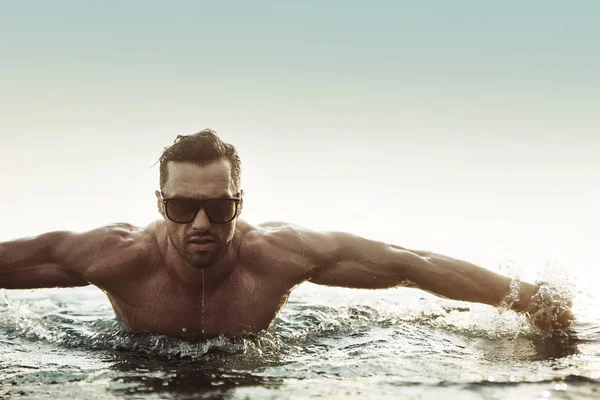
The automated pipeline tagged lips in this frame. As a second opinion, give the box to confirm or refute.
[188,236,216,251]
[188,236,215,244]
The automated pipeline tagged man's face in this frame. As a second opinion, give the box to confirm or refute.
[157,160,240,269]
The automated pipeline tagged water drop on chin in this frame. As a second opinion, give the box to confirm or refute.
[182,327,187,332]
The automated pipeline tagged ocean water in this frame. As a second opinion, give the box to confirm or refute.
[1,277,599,399]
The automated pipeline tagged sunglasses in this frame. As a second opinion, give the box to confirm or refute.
[160,192,240,224]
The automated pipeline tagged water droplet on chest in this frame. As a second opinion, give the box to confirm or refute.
[201,269,205,335]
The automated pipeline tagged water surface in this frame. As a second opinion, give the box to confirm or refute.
[1,281,599,399]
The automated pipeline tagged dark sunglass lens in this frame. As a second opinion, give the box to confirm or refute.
[206,199,237,223]
[166,199,199,223]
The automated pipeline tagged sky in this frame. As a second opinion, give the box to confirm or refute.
[1,1,598,284]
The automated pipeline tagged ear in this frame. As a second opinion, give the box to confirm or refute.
[155,190,165,218]
[237,189,244,217]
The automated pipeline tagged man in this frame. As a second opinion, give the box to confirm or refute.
[0,130,573,338]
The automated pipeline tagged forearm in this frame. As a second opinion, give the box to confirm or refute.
[407,250,538,311]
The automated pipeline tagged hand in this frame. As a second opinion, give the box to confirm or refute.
[526,283,575,330]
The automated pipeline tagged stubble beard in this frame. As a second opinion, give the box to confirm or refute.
[185,240,228,269]
[168,232,232,269]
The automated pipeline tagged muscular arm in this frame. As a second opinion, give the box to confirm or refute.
[259,223,570,325]
[300,229,537,310]
[0,223,148,290]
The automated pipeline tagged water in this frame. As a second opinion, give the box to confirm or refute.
[1,281,599,399]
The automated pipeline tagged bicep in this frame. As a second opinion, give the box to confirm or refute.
[261,224,419,289]
[2,262,88,289]
[305,231,421,289]
[0,231,89,289]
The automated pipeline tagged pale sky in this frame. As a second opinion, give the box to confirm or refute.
[1,1,598,284]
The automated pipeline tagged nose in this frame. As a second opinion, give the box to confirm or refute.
[191,207,211,232]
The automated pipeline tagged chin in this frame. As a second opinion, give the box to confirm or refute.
[185,250,223,269]
[189,261,216,269]
[173,239,230,269]
[185,255,216,269]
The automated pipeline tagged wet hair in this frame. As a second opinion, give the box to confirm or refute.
[159,129,242,192]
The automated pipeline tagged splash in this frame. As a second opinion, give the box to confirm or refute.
[0,274,580,364]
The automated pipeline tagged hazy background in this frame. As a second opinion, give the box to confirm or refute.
[1,1,598,285]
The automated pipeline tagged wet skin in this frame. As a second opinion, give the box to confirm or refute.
[0,161,574,338]
[104,220,303,337]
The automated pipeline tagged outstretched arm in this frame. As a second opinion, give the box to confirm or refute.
[304,230,537,308]
[260,223,573,329]
[0,223,149,290]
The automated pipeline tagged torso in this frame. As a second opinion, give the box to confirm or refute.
[102,220,303,338]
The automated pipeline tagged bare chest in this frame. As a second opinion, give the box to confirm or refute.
[106,269,292,337]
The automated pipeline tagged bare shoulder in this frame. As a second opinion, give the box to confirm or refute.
[56,221,162,287]
[241,221,354,256]
[98,221,161,262]
[56,221,155,257]
[236,220,329,282]
[103,221,157,247]
[239,220,308,253]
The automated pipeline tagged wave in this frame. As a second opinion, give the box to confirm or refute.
[0,288,580,363]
